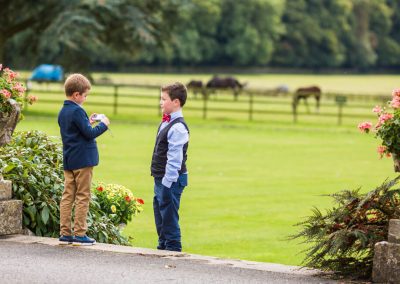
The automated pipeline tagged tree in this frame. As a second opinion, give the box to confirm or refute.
[374,0,400,67]
[0,1,64,64]
[215,0,285,65]
[133,0,221,66]
[346,0,377,69]
[271,0,351,68]
[1,1,182,73]
[133,0,285,66]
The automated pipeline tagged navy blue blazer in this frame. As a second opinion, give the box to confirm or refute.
[58,100,108,170]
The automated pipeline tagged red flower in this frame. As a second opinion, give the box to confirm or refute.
[125,196,131,202]
[136,198,144,205]
[96,186,103,192]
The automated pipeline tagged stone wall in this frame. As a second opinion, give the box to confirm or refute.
[0,177,22,235]
[372,219,400,283]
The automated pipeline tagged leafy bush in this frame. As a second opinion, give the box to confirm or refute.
[93,183,144,225]
[0,130,139,245]
[0,130,63,236]
[291,176,400,279]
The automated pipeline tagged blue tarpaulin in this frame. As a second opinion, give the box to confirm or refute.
[29,64,63,82]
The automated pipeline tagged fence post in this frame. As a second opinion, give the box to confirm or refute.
[335,96,347,125]
[248,91,254,121]
[292,99,298,123]
[113,85,119,115]
[202,90,208,119]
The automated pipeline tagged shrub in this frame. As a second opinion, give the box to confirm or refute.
[0,130,63,236]
[0,130,138,245]
[93,183,144,225]
[291,176,400,279]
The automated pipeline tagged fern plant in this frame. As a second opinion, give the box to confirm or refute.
[291,176,400,279]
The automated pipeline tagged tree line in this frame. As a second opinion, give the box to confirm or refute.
[3,0,400,73]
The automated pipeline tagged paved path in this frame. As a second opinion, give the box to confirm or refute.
[0,235,338,283]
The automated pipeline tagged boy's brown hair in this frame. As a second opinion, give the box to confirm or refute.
[64,74,91,97]
[161,82,187,107]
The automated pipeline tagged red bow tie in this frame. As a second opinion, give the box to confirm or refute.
[162,114,171,122]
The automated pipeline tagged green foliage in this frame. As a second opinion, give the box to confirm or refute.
[2,0,184,73]
[0,130,135,245]
[272,0,350,68]
[87,195,130,245]
[5,0,400,69]
[92,183,144,225]
[0,131,64,236]
[291,176,400,279]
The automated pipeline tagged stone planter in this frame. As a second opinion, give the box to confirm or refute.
[0,176,22,235]
[0,100,20,147]
[393,153,400,172]
[372,219,400,283]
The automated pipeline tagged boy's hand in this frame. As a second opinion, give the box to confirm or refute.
[89,113,97,125]
[101,116,110,126]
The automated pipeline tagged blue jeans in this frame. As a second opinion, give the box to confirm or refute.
[153,174,187,251]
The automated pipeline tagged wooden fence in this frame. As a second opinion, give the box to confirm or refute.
[25,82,387,125]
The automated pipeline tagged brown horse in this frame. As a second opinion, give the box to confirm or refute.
[206,76,246,100]
[294,86,322,113]
[186,80,204,98]
[187,80,203,89]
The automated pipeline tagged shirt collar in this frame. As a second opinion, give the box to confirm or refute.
[64,100,82,108]
[169,110,183,121]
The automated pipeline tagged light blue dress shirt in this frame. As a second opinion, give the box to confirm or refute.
[158,110,189,188]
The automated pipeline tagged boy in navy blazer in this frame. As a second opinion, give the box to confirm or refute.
[151,82,189,252]
[58,74,110,246]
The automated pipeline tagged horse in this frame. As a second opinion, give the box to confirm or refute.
[206,76,246,100]
[294,86,322,113]
[186,80,204,99]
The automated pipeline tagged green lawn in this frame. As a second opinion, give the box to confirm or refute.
[16,113,397,265]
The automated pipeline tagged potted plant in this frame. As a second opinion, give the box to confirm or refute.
[0,64,37,146]
[358,89,400,172]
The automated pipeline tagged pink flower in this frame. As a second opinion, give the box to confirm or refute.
[3,67,17,81]
[358,121,372,133]
[377,145,387,159]
[379,113,393,124]
[372,105,382,113]
[392,89,400,97]
[0,64,2,71]
[0,89,11,99]
[391,96,400,109]
[12,82,25,95]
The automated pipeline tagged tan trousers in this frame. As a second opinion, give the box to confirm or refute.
[60,167,93,237]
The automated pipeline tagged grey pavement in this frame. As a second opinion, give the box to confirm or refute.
[0,235,340,284]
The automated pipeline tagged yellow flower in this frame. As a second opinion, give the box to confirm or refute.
[111,205,117,213]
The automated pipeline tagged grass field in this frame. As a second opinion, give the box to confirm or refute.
[11,72,400,265]
[15,113,397,265]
